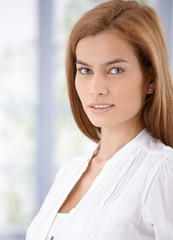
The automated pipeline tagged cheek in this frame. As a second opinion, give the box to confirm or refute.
[117,80,146,109]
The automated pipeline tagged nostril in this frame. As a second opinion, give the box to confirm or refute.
[90,89,108,96]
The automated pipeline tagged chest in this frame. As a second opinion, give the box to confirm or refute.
[58,159,105,213]
[53,176,150,240]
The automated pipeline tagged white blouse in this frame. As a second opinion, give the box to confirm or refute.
[46,213,68,240]
[26,129,173,240]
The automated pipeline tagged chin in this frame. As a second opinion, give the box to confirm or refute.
[89,120,113,128]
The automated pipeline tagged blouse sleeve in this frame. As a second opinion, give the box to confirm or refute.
[143,156,173,239]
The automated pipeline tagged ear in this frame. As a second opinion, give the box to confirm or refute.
[146,69,155,95]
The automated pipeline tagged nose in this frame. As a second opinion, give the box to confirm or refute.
[90,74,108,96]
[90,88,108,96]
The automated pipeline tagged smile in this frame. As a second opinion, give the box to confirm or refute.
[91,104,113,109]
[88,103,114,113]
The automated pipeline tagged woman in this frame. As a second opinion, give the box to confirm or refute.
[26,0,173,239]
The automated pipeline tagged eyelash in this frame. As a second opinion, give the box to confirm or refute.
[76,66,124,75]
[77,68,93,75]
[109,67,124,74]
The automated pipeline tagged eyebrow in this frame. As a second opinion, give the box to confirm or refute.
[75,60,90,66]
[75,58,129,66]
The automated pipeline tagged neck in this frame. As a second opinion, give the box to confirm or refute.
[95,122,145,163]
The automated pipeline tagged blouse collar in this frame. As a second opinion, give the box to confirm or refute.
[86,128,152,167]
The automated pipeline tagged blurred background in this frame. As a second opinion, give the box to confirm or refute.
[0,0,172,239]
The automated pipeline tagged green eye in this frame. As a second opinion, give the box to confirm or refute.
[110,67,123,74]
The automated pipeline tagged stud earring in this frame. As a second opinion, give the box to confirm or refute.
[147,88,152,94]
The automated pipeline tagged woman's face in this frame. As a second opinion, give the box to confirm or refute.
[75,29,150,130]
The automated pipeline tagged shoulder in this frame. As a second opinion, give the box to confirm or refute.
[136,131,173,186]
[143,131,173,165]
[143,138,173,231]
[54,154,90,182]
[142,133,173,195]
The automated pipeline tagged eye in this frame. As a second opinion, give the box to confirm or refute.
[109,67,123,74]
[77,68,93,75]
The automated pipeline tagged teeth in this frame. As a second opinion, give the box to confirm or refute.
[93,105,112,109]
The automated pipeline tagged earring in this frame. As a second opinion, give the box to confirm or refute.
[147,88,152,94]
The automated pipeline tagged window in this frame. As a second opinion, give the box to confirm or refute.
[0,0,37,239]
[0,0,172,239]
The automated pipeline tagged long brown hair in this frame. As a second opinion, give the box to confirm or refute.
[66,0,173,147]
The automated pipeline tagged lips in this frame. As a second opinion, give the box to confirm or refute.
[90,104,114,109]
[88,103,114,113]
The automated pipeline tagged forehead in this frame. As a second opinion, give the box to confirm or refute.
[75,29,137,64]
